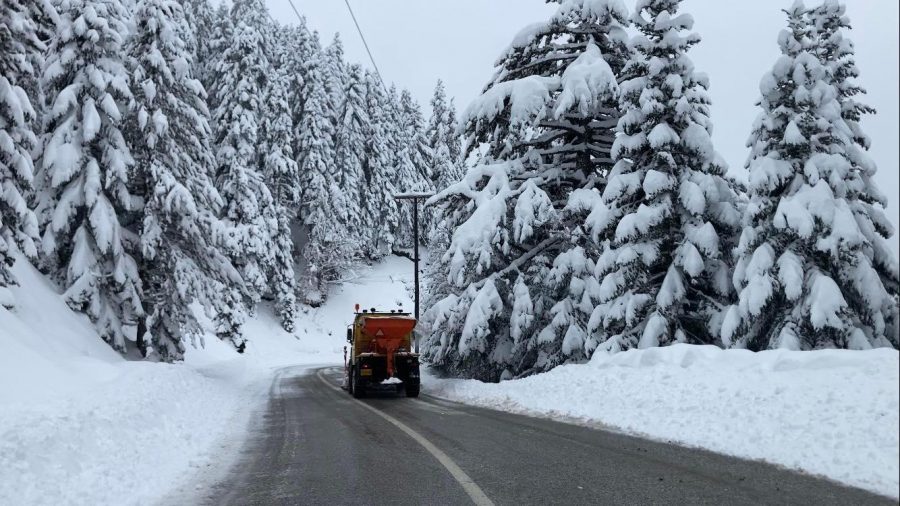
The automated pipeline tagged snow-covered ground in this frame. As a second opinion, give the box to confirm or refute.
[0,254,414,506]
[425,344,900,498]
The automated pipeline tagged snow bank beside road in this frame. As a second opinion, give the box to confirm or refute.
[0,257,265,506]
[425,344,900,498]
[1,254,413,506]
[0,362,261,506]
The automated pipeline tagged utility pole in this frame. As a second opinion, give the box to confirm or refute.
[394,192,434,353]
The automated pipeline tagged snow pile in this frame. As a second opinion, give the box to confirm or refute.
[0,257,259,506]
[425,344,900,498]
[0,361,257,506]
[1,255,415,505]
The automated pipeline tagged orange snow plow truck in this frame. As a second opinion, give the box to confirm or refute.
[344,305,420,398]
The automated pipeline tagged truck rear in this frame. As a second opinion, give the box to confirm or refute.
[345,307,420,398]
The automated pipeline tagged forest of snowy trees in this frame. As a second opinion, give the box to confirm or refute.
[0,0,455,359]
[1,0,897,374]
[421,0,899,381]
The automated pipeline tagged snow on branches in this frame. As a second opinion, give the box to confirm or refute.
[423,0,634,380]
[724,0,898,351]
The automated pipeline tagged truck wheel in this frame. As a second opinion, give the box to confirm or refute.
[347,368,354,396]
[404,383,420,398]
[352,371,367,399]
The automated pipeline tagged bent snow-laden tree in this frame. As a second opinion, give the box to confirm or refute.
[592,0,740,352]
[723,1,899,350]
[422,0,633,380]
[37,0,143,351]
[126,0,244,359]
[0,0,43,308]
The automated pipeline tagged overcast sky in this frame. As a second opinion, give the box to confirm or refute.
[266,0,899,255]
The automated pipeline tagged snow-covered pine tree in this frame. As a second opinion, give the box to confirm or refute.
[333,63,368,248]
[27,0,58,42]
[446,98,461,165]
[14,0,57,117]
[426,80,464,193]
[276,19,320,162]
[124,0,243,358]
[263,40,300,332]
[400,89,433,187]
[423,80,463,234]
[360,70,398,260]
[321,35,347,135]
[723,1,898,350]
[0,0,43,308]
[422,0,633,380]
[318,35,353,221]
[295,57,346,305]
[212,0,278,318]
[201,2,232,113]
[592,0,740,352]
[423,80,464,313]
[810,0,899,343]
[37,0,143,350]
[392,89,434,250]
[179,0,214,66]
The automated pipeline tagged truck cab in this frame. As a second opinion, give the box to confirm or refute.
[345,307,420,398]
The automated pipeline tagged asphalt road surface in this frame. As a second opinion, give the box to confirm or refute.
[203,366,894,506]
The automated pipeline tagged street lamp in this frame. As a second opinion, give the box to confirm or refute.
[394,191,434,353]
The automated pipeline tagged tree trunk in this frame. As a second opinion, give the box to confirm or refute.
[136,316,147,358]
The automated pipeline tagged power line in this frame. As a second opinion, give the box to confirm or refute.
[284,0,390,95]
[342,0,390,94]
[285,0,304,23]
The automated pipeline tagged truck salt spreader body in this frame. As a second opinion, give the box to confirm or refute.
[345,305,420,398]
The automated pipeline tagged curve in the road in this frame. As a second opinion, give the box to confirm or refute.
[202,366,896,506]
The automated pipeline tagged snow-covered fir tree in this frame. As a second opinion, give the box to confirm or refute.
[423,80,464,236]
[810,0,899,321]
[179,0,214,67]
[211,0,278,323]
[295,55,346,304]
[360,70,399,260]
[201,2,232,112]
[13,0,57,117]
[333,63,369,246]
[0,0,43,308]
[426,80,464,194]
[593,0,740,352]
[423,80,463,312]
[263,43,300,332]
[321,34,347,131]
[723,1,898,350]
[27,0,58,43]
[276,19,320,163]
[125,0,244,358]
[37,0,143,350]
[393,89,434,250]
[422,0,634,380]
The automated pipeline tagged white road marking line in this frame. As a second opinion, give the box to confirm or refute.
[316,368,495,506]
